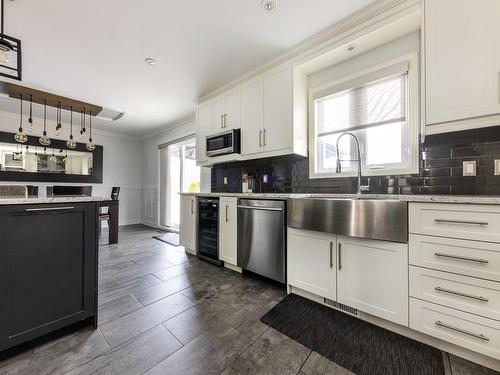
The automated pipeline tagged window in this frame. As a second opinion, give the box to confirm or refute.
[309,55,419,178]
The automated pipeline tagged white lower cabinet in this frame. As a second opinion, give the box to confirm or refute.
[410,298,500,359]
[287,228,336,301]
[337,236,409,326]
[219,197,237,266]
[180,196,197,254]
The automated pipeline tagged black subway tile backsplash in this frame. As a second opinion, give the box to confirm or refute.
[211,125,500,195]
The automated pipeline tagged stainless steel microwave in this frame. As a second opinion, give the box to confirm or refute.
[206,129,241,157]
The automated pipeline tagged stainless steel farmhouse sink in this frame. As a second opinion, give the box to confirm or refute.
[287,198,408,243]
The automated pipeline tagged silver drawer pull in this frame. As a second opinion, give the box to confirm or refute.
[435,321,490,341]
[434,252,489,264]
[434,219,488,226]
[435,286,489,302]
[237,205,283,212]
[26,206,75,212]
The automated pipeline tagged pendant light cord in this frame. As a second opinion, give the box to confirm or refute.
[89,110,92,140]
[29,94,32,120]
[70,106,73,136]
[43,99,46,133]
[19,93,22,129]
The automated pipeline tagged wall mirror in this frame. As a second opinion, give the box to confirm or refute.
[0,131,103,183]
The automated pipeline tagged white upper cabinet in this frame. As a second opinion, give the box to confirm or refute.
[224,87,241,130]
[211,95,226,133]
[241,76,264,156]
[196,61,307,165]
[425,0,500,132]
[263,62,293,153]
[196,101,212,163]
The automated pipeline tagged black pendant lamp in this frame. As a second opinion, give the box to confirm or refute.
[39,99,51,146]
[14,93,27,143]
[86,110,95,151]
[0,0,21,80]
[55,101,62,136]
[27,94,33,133]
[80,107,86,135]
[66,106,77,149]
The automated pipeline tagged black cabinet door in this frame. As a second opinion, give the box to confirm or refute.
[0,203,97,351]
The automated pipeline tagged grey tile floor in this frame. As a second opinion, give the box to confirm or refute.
[0,224,498,375]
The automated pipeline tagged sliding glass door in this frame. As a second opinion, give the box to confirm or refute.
[159,137,200,231]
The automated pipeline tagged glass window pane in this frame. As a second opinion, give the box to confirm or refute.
[317,133,356,174]
[315,91,350,134]
[365,122,403,166]
[366,76,405,124]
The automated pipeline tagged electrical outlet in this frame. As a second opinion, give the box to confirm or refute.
[223,177,228,185]
[462,160,477,176]
[495,160,500,176]
[263,174,269,184]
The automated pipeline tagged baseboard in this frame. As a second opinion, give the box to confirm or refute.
[141,220,159,229]
[224,263,242,273]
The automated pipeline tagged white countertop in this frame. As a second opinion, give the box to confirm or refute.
[180,192,500,204]
[0,196,105,205]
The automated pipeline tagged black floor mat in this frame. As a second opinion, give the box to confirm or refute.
[153,232,180,246]
[261,294,444,375]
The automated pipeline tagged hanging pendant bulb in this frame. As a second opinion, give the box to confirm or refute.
[66,106,77,149]
[27,94,34,133]
[86,110,95,151]
[55,101,62,137]
[39,99,51,146]
[49,149,57,162]
[15,94,28,143]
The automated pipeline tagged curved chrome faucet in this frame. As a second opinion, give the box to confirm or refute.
[335,132,370,195]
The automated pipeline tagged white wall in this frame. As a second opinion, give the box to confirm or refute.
[0,111,143,226]
[140,118,210,228]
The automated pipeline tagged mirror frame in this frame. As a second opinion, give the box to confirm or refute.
[0,131,103,183]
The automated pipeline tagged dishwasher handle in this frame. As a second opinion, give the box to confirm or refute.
[237,205,283,212]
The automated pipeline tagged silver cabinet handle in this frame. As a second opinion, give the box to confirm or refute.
[220,114,224,129]
[435,321,490,341]
[263,129,267,146]
[223,113,228,128]
[435,286,489,302]
[434,252,489,264]
[191,200,194,214]
[225,205,229,222]
[26,206,75,212]
[237,205,283,212]
[434,219,488,226]
[338,243,342,271]
[259,130,262,147]
[329,241,333,269]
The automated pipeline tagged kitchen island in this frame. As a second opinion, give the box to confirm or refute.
[0,196,101,352]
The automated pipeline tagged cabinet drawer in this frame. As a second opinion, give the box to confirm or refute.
[409,234,500,282]
[410,298,500,359]
[409,203,500,243]
[410,266,500,321]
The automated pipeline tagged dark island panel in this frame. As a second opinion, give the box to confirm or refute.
[0,202,98,352]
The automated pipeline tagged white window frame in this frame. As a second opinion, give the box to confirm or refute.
[308,52,420,179]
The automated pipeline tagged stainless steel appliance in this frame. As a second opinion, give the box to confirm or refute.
[237,199,286,283]
[287,198,408,243]
[206,129,241,157]
[197,198,222,265]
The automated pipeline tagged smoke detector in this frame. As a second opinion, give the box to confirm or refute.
[261,0,276,11]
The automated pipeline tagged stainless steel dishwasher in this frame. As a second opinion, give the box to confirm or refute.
[237,199,286,283]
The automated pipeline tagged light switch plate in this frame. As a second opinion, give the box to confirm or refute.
[263,174,269,184]
[495,160,500,176]
[223,177,228,185]
[463,160,477,176]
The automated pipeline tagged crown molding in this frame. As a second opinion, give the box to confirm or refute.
[199,0,420,102]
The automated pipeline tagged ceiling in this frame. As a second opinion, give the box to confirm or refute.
[0,0,376,137]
